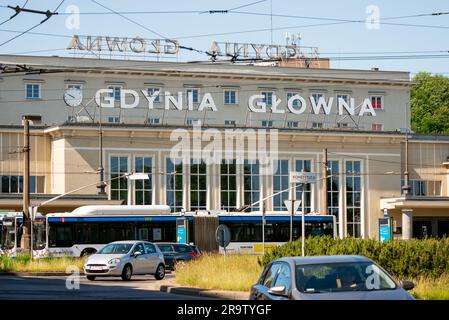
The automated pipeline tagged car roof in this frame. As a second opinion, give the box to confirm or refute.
[274,255,373,265]
[108,241,144,244]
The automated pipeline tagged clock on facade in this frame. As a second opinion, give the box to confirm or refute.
[63,88,83,107]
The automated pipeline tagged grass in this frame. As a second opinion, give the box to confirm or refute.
[175,253,263,292]
[0,254,85,273]
[175,254,449,299]
[411,275,449,300]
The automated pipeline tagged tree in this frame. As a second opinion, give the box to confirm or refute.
[411,72,449,134]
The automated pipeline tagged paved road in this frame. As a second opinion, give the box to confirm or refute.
[0,274,205,300]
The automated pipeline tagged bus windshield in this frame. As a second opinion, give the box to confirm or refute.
[33,218,46,250]
[1,219,16,250]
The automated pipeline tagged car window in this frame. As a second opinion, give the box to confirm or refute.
[262,263,282,288]
[273,263,292,293]
[157,244,174,253]
[144,243,156,254]
[174,244,193,253]
[133,243,145,254]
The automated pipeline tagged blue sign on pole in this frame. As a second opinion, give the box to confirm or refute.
[176,218,189,243]
[379,218,393,242]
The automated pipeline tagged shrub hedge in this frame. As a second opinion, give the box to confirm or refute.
[259,236,449,279]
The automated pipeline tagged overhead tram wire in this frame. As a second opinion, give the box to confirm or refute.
[0,0,65,48]
[0,0,29,27]
[89,0,221,60]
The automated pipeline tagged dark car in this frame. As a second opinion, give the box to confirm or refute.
[155,243,201,270]
[250,255,415,300]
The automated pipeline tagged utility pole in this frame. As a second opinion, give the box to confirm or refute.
[321,148,328,214]
[97,105,106,195]
[402,131,411,196]
[20,115,41,251]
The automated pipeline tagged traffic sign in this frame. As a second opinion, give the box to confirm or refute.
[289,171,316,184]
[284,199,301,215]
[215,224,231,248]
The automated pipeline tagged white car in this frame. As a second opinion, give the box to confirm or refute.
[83,241,166,281]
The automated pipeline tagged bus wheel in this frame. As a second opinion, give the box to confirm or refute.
[154,264,165,280]
[80,249,96,257]
[121,264,133,281]
[86,276,96,281]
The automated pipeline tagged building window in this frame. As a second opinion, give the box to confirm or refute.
[262,120,273,127]
[25,83,40,99]
[221,160,237,211]
[186,88,200,104]
[287,92,301,108]
[295,160,312,214]
[287,121,299,128]
[337,123,349,128]
[336,94,349,103]
[261,91,273,106]
[108,116,120,123]
[243,160,260,211]
[273,160,289,211]
[327,160,340,228]
[224,90,237,105]
[186,118,200,126]
[346,161,361,238]
[67,84,82,90]
[108,86,122,102]
[190,159,207,211]
[147,88,161,103]
[311,93,323,104]
[135,157,152,205]
[145,118,160,124]
[371,123,383,131]
[224,120,237,125]
[110,156,128,203]
[1,176,37,193]
[312,122,323,129]
[371,96,383,109]
[166,158,183,212]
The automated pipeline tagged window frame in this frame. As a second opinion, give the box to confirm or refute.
[147,87,162,103]
[223,89,238,105]
[186,87,200,104]
[25,83,41,100]
[107,85,123,102]
[370,95,384,110]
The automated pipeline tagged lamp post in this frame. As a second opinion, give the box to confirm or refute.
[21,115,41,252]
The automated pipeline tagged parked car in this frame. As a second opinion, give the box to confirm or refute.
[155,243,201,270]
[250,255,415,300]
[83,241,165,281]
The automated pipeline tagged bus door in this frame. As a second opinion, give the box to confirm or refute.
[176,218,189,244]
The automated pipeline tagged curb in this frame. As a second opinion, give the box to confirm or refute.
[0,272,84,276]
[159,284,249,300]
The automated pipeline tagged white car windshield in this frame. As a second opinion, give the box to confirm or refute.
[98,243,133,254]
[296,262,397,293]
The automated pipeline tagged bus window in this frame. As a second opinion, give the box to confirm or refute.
[33,218,46,250]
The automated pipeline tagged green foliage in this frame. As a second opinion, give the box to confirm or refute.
[411,72,449,134]
[259,236,449,279]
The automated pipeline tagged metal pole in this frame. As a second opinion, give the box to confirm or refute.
[301,184,305,257]
[97,105,106,194]
[262,201,266,255]
[30,206,34,260]
[21,118,31,251]
[322,148,328,215]
[290,198,293,242]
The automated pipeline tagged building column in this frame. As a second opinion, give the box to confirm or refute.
[402,208,413,240]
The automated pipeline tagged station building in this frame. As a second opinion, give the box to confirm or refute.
[0,54,448,240]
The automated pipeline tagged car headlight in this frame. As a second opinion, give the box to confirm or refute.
[108,258,121,265]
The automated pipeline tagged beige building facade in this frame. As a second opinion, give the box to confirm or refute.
[0,55,448,239]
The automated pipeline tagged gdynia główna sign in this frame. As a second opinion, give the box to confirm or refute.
[95,89,377,116]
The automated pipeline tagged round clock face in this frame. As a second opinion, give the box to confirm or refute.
[63,88,83,107]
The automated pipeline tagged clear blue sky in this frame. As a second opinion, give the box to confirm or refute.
[1,0,449,76]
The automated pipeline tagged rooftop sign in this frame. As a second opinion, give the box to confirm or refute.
[67,35,179,55]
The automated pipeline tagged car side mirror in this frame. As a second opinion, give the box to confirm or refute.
[268,285,287,297]
[400,280,415,291]
[133,251,142,257]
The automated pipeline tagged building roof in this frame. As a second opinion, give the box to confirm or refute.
[0,54,411,86]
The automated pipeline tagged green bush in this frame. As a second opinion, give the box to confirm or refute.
[258,237,449,279]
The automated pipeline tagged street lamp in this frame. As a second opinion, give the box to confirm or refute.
[21,115,41,253]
